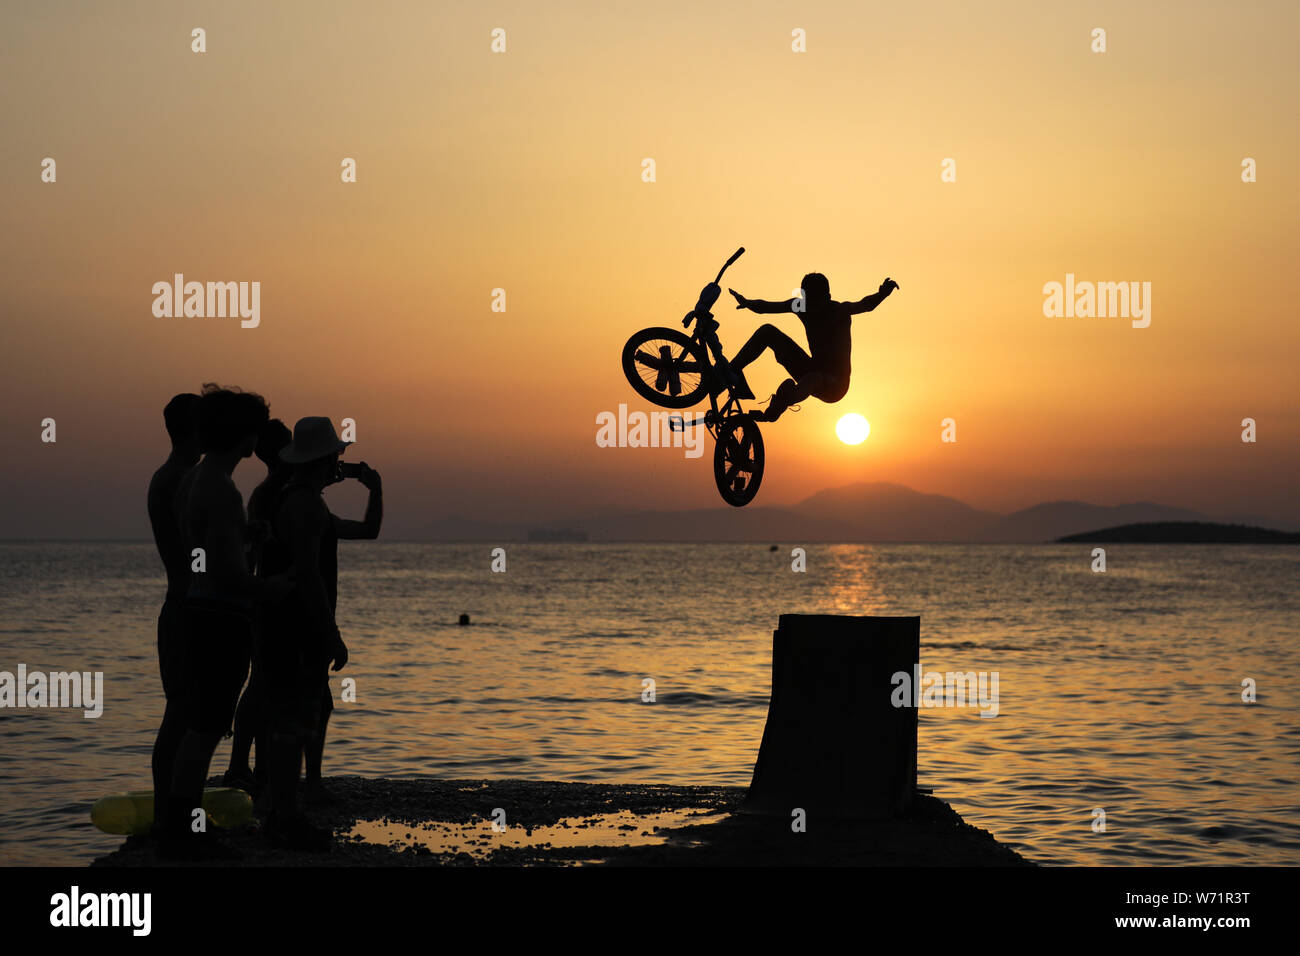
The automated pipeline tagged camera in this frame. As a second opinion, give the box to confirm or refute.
[336,461,365,480]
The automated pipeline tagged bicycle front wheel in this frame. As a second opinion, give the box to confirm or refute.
[621,327,710,409]
[713,414,764,507]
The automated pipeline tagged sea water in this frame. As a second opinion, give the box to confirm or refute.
[1,541,1296,866]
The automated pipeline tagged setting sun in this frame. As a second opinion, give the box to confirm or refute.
[835,413,870,445]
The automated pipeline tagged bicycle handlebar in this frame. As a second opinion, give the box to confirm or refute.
[715,247,745,283]
[682,248,746,327]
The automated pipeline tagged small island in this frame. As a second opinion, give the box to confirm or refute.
[1058,521,1300,544]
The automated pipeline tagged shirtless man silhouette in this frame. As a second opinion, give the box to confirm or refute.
[146,392,200,837]
[726,272,899,421]
[162,385,287,860]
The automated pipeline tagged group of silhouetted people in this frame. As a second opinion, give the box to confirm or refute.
[146,385,382,859]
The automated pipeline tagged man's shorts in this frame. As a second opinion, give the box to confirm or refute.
[178,598,253,735]
[799,368,849,403]
[157,599,186,700]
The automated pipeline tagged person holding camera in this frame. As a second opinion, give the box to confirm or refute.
[258,416,382,849]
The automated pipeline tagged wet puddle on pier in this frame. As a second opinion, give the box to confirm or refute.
[346,808,728,862]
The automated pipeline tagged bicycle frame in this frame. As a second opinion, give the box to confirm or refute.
[672,248,749,435]
[622,245,764,506]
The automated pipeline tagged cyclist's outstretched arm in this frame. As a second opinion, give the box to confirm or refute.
[844,278,899,315]
[728,289,796,313]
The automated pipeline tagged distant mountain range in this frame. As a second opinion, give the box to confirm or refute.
[407,482,1299,543]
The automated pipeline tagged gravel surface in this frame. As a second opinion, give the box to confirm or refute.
[92,776,1033,867]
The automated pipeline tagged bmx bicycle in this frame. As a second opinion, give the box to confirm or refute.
[620,247,765,507]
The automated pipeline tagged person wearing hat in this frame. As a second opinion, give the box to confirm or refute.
[257,416,382,850]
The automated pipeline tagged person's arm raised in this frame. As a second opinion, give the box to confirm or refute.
[844,278,899,315]
[332,464,383,540]
[728,289,797,314]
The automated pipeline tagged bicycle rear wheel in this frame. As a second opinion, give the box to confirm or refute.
[622,327,709,409]
[713,414,764,507]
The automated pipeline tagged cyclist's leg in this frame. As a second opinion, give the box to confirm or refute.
[730,325,812,401]
[768,335,814,382]
[759,377,815,422]
[732,324,810,377]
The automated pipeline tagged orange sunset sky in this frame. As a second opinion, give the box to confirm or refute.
[2,0,1297,537]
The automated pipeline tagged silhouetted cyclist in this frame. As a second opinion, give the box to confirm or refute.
[725,272,898,421]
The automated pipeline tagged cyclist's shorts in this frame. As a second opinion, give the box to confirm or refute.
[801,369,849,403]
